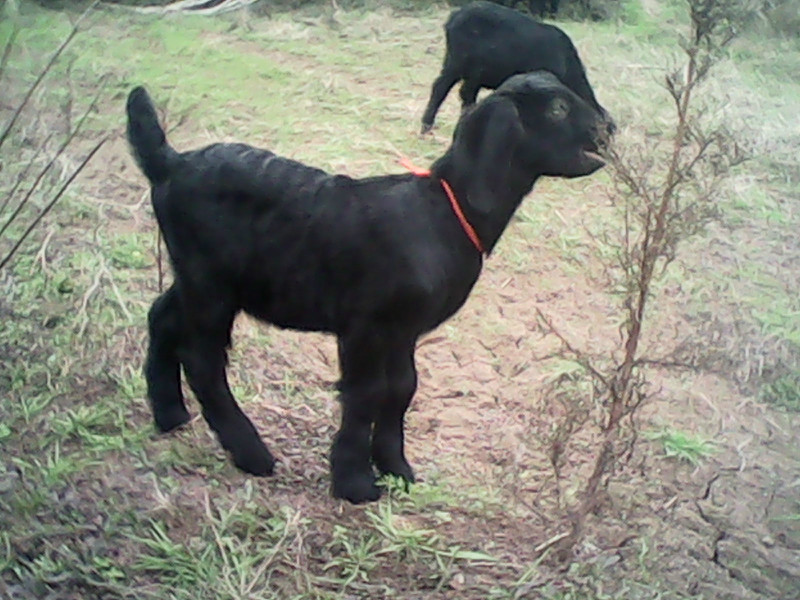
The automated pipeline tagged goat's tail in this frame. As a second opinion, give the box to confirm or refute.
[126,86,177,184]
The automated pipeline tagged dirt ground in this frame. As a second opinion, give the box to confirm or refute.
[64,139,800,598]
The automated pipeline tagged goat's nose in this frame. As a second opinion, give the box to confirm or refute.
[590,120,611,149]
[605,117,617,137]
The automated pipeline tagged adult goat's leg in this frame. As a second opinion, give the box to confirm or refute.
[371,340,417,485]
[145,285,190,432]
[458,80,481,111]
[179,297,275,476]
[330,332,387,503]
[421,68,459,134]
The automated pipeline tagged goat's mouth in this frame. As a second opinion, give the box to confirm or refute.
[560,145,605,179]
[566,142,605,177]
[583,148,606,162]
[583,149,605,164]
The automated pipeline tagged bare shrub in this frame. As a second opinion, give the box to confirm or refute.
[535,0,756,558]
[0,1,107,272]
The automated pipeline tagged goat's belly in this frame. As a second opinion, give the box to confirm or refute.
[245,304,334,333]
[479,70,514,90]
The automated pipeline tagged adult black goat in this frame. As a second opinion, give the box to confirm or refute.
[126,72,606,504]
[421,1,612,134]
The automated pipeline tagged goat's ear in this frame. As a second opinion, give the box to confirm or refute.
[452,96,524,214]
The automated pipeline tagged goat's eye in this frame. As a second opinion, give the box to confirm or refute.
[546,98,570,122]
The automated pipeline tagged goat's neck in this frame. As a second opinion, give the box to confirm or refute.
[433,160,539,254]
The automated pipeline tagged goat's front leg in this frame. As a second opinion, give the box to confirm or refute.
[421,68,459,134]
[458,80,481,111]
[371,341,417,485]
[330,332,387,503]
[179,305,275,476]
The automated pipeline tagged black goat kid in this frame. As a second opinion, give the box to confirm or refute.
[421,1,613,135]
[126,73,606,504]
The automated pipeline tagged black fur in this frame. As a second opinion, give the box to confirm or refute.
[421,1,613,135]
[126,72,606,504]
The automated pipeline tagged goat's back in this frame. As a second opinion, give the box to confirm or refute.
[444,2,576,88]
[152,143,481,335]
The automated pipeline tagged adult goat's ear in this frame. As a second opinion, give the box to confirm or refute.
[452,96,524,214]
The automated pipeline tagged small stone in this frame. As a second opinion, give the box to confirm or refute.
[449,572,466,590]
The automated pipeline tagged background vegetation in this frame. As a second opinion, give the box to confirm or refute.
[1,0,799,598]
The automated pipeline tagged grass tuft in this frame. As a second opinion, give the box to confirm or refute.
[760,373,800,412]
[644,428,716,465]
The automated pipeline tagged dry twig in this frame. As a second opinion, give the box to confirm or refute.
[0,0,99,150]
[0,137,107,271]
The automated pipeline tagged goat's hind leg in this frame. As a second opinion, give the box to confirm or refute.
[145,286,190,432]
[371,341,417,486]
[179,295,275,476]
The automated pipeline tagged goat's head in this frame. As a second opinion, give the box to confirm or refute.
[449,71,607,213]
[498,71,607,178]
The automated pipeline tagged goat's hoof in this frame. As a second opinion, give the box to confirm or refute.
[392,468,416,486]
[332,475,382,504]
[420,123,433,135]
[234,452,275,477]
[376,459,416,484]
[153,406,191,433]
[231,442,276,477]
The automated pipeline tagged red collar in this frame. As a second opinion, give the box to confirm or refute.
[399,158,485,255]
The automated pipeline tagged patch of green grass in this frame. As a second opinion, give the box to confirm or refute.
[110,364,148,401]
[13,441,100,487]
[538,360,598,412]
[154,436,230,475]
[108,234,155,270]
[769,513,800,522]
[5,370,56,424]
[731,32,800,90]
[339,483,497,593]
[611,0,690,44]
[323,524,382,592]
[130,486,307,599]
[726,177,791,227]
[733,265,800,350]
[49,403,148,453]
[760,373,800,412]
[752,303,800,350]
[644,428,716,465]
[132,520,216,591]
[378,474,454,511]
[493,232,536,273]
